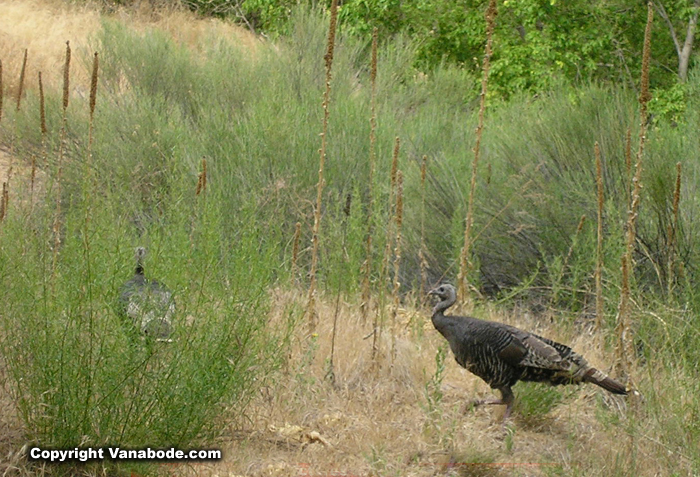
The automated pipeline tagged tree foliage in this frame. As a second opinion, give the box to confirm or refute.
[226,0,691,103]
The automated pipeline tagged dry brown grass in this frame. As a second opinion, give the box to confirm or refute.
[0,0,99,94]
[0,0,258,98]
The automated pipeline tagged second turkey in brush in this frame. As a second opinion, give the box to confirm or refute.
[428,284,627,420]
[118,247,175,342]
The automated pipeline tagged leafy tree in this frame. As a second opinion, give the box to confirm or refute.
[652,0,700,81]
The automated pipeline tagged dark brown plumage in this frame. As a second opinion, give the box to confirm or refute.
[428,284,627,420]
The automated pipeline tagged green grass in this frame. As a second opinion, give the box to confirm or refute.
[512,382,564,428]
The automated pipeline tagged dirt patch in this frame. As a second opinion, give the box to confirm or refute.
[1,147,11,185]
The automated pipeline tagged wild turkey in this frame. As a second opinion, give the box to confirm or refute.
[118,247,174,342]
[428,284,627,420]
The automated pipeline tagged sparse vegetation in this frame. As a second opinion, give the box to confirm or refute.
[1,1,700,476]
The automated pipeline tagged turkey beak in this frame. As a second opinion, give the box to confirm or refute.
[427,288,438,297]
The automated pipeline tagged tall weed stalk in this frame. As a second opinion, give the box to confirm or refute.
[306,0,339,335]
[457,0,497,307]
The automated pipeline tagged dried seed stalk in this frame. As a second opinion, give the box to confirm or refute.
[16,49,27,111]
[0,60,4,122]
[89,53,99,121]
[39,72,47,135]
[34,71,47,195]
[457,0,498,306]
[361,27,379,326]
[85,53,99,196]
[306,0,339,335]
[195,158,207,196]
[0,182,7,222]
[617,3,653,373]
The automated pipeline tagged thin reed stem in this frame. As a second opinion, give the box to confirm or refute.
[667,162,681,298]
[16,49,27,111]
[52,41,71,278]
[380,137,400,283]
[30,155,36,194]
[625,127,632,184]
[457,0,497,307]
[373,136,399,361]
[549,215,586,309]
[328,192,353,384]
[595,142,604,331]
[0,60,4,123]
[390,170,404,366]
[79,53,100,438]
[291,221,302,285]
[361,27,378,327]
[419,155,428,303]
[306,0,339,335]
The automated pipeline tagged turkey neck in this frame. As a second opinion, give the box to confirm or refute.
[135,259,144,276]
[432,294,457,330]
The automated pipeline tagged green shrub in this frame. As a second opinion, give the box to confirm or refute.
[0,143,283,456]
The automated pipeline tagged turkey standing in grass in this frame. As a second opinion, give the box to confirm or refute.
[119,247,174,342]
[428,284,627,420]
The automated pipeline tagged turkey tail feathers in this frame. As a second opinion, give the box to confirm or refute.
[583,367,628,395]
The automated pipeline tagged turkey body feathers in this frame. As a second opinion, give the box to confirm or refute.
[118,248,174,341]
[428,284,627,419]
